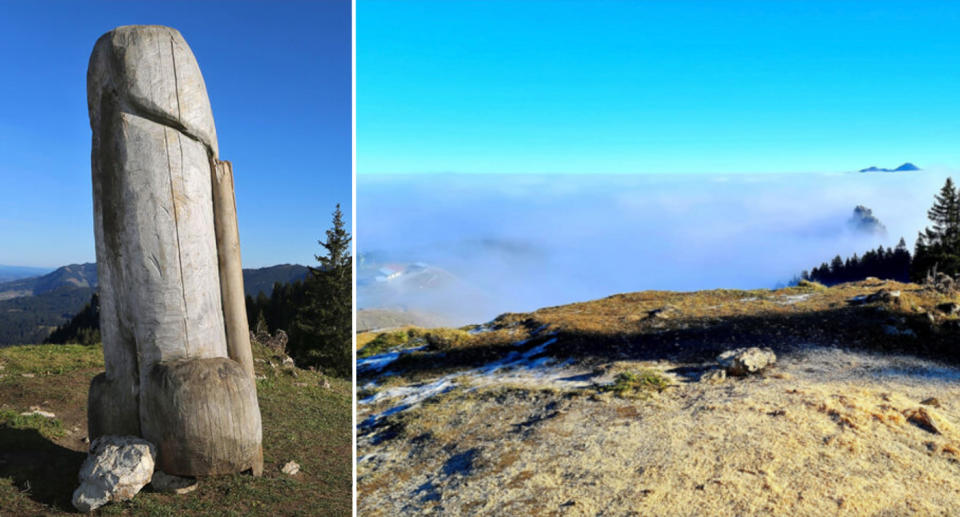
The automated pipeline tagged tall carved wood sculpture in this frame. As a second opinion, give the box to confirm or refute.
[86,25,263,476]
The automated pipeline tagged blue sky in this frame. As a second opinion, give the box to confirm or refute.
[358,0,960,175]
[0,0,351,268]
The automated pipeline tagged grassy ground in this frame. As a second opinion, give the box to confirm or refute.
[357,279,960,515]
[0,342,351,516]
[358,279,960,385]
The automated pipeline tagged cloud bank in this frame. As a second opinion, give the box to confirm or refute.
[358,170,956,325]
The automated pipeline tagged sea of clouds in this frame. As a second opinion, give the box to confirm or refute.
[358,169,957,325]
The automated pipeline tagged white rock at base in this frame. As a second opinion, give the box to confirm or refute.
[281,460,300,475]
[717,347,777,376]
[72,435,157,512]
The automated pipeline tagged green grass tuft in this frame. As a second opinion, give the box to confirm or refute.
[0,343,103,377]
[602,370,672,398]
[358,329,417,358]
[0,408,65,441]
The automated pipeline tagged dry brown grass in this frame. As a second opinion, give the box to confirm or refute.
[358,280,960,516]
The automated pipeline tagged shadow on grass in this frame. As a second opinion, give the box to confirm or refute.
[370,303,960,382]
[0,426,85,512]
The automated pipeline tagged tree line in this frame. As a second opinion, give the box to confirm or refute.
[800,177,960,286]
[802,240,912,286]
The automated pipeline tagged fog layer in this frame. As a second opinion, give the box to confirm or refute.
[358,170,954,325]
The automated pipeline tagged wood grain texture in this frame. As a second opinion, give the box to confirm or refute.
[140,357,262,476]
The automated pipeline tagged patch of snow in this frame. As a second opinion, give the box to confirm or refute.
[477,338,557,376]
[360,377,458,427]
[468,323,493,334]
[357,345,426,373]
[359,337,568,426]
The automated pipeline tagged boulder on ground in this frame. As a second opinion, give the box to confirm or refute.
[717,347,776,377]
[72,435,156,513]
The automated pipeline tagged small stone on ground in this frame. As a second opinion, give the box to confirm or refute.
[281,460,300,475]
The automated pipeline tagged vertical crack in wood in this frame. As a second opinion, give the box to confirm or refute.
[170,36,182,122]
[165,128,190,357]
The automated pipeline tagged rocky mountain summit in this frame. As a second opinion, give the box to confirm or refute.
[357,278,960,515]
[859,162,921,173]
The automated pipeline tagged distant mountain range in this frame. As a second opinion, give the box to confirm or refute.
[242,264,310,297]
[0,262,309,346]
[0,264,54,283]
[0,263,98,302]
[859,163,920,173]
[0,262,308,302]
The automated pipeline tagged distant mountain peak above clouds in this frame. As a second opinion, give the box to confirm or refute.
[859,163,920,173]
[848,205,887,236]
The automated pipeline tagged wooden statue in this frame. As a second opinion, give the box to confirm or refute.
[86,25,263,476]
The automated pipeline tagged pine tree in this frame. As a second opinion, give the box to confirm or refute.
[914,177,960,279]
[291,204,352,377]
[928,178,960,249]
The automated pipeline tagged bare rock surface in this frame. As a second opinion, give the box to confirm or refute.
[717,347,777,376]
[72,436,156,513]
